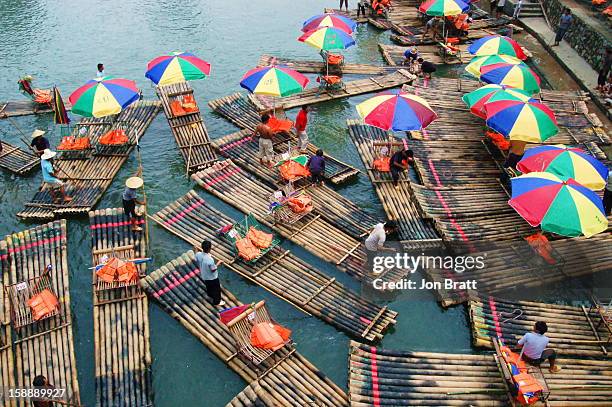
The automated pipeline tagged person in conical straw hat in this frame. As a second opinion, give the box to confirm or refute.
[123,176,145,232]
[40,149,72,203]
[31,129,50,157]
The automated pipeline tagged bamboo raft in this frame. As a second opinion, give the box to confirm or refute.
[0,98,72,118]
[192,160,408,283]
[0,140,39,175]
[16,101,160,220]
[250,70,416,112]
[323,8,369,23]
[156,81,217,173]
[390,22,515,47]
[379,43,474,65]
[5,220,80,406]
[151,190,398,341]
[348,340,511,406]
[346,120,442,249]
[0,240,16,407]
[89,208,153,406]
[258,54,401,75]
[469,296,611,357]
[227,382,278,407]
[141,252,349,406]
[367,0,421,30]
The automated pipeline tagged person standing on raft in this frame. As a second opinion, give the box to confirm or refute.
[195,239,225,307]
[253,113,275,168]
[40,149,72,203]
[364,221,398,274]
[123,176,145,232]
[517,321,562,373]
[294,105,310,153]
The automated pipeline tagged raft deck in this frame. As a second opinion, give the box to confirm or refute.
[208,92,359,185]
[141,252,349,406]
[156,81,217,173]
[5,221,80,406]
[0,141,39,175]
[16,101,160,220]
[0,241,16,407]
[378,43,474,65]
[90,208,153,406]
[0,98,72,119]
[390,22,515,46]
[151,190,397,341]
[258,55,402,75]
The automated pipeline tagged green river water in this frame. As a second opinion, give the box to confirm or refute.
[0,1,605,405]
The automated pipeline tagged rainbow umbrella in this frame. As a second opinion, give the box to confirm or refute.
[302,13,357,34]
[240,65,309,97]
[485,99,557,142]
[69,76,140,118]
[145,51,211,86]
[465,55,523,78]
[480,63,541,94]
[418,0,470,16]
[298,26,355,51]
[468,35,527,60]
[509,172,608,238]
[462,84,535,119]
[517,145,608,190]
[356,89,438,131]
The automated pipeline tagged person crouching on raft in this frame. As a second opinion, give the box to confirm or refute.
[195,239,225,307]
[307,149,326,186]
[123,176,145,232]
[517,321,562,373]
[364,221,398,274]
[390,149,414,190]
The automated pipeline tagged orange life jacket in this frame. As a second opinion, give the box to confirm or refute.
[603,5,612,15]
[327,53,344,65]
[287,195,312,214]
[100,129,129,145]
[593,0,606,5]
[500,346,544,405]
[236,237,261,261]
[250,322,291,351]
[33,88,52,104]
[96,257,139,283]
[170,100,187,116]
[524,233,556,265]
[373,156,391,172]
[318,75,342,85]
[57,136,91,151]
[28,289,59,321]
[247,227,273,249]
[279,160,311,181]
[267,116,294,133]
[486,131,510,151]
[182,94,199,112]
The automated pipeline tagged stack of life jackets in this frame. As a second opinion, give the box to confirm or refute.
[499,344,545,405]
[57,136,91,151]
[235,227,274,261]
[267,116,293,134]
[27,289,60,321]
[247,227,273,249]
[327,53,344,66]
[170,94,199,117]
[372,156,391,172]
[524,233,556,265]
[100,128,129,145]
[250,321,292,351]
[279,160,311,181]
[287,194,312,214]
[96,257,139,284]
[486,130,511,151]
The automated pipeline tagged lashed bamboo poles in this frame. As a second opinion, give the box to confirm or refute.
[207,92,359,185]
[390,26,511,47]
[226,382,278,407]
[155,81,217,173]
[150,190,398,341]
[468,296,611,357]
[250,70,416,112]
[391,16,511,40]
[89,208,153,407]
[6,220,81,406]
[141,252,349,406]
[258,55,402,75]
[348,340,511,406]
[16,101,161,220]
[0,98,72,118]
[211,130,376,238]
[0,140,39,175]
[346,119,442,249]
[0,240,16,407]
[378,43,474,66]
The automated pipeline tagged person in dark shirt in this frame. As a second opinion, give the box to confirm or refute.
[123,176,145,232]
[32,375,55,407]
[418,58,437,79]
[31,129,50,156]
[553,8,572,46]
[597,47,612,92]
[390,149,414,189]
[307,149,326,186]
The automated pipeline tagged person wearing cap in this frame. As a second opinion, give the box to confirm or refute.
[40,149,72,203]
[123,176,145,232]
[31,129,50,157]
[364,220,398,274]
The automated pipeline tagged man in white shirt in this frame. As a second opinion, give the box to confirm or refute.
[517,321,561,373]
[364,221,398,274]
[96,63,105,78]
[195,240,225,307]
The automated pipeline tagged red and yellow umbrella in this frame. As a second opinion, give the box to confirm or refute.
[145,51,211,86]
[69,76,140,118]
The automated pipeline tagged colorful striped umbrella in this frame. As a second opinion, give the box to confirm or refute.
[509,172,608,238]
[240,65,309,97]
[517,145,608,190]
[145,51,211,86]
[465,54,523,78]
[298,26,355,51]
[418,0,470,16]
[468,35,527,60]
[356,89,438,131]
[485,99,557,143]
[69,76,140,118]
[462,84,535,119]
[480,63,541,94]
[302,13,357,34]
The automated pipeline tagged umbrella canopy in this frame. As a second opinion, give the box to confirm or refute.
[356,89,438,131]
[240,65,309,97]
[517,145,608,190]
[145,51,211,86]
[52,86,70,125]
[462,84,535,119]
[302,13,357,34]
[274,154,309,167]
[298,26,355,51]
[509,172,608,238]
[480,63,541,94]
[69,76,140,118]
[485,99,557,143]
[418,0,470,15]
[468,35,527,60]
[465,54,523,78]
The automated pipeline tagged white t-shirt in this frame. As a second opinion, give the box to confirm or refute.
[497,0,506,6]
[518,332,549,359]
[365,223,386,251]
